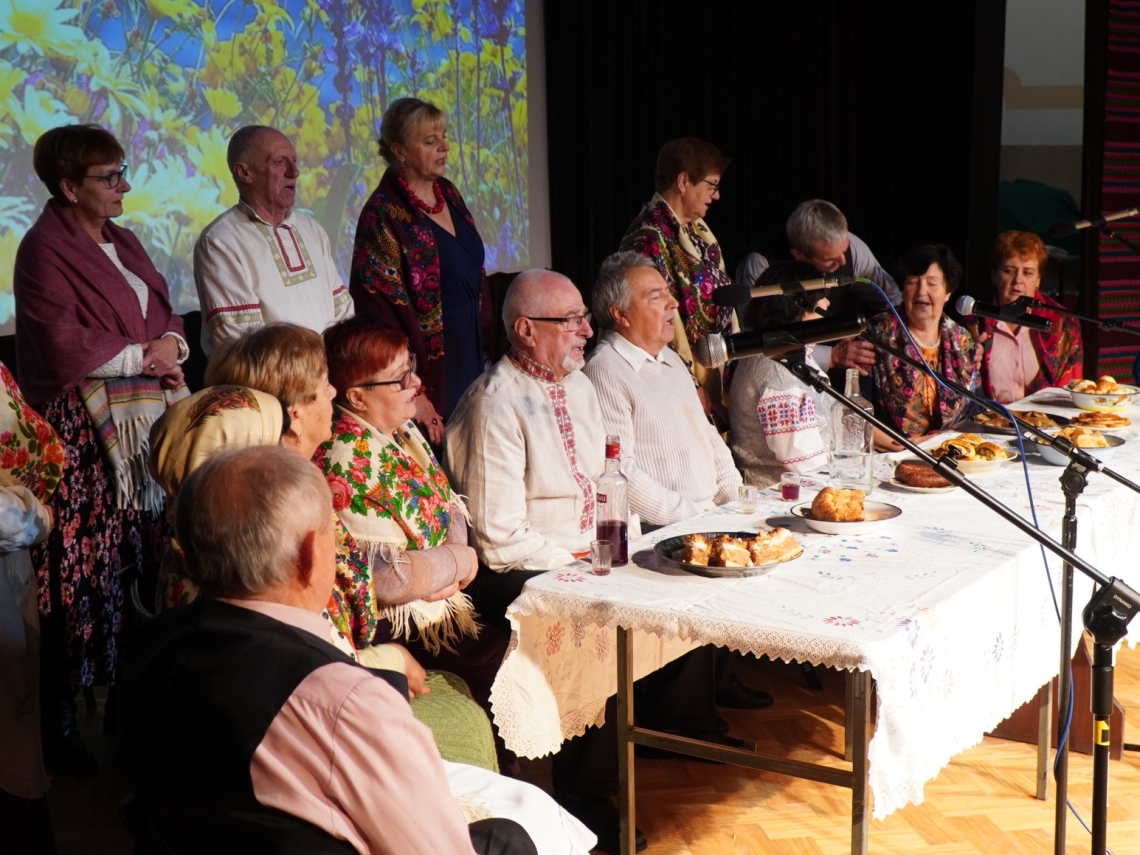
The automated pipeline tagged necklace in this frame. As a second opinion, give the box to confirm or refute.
[397,176,445,214]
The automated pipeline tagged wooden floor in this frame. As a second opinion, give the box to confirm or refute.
[47,643,1140,854]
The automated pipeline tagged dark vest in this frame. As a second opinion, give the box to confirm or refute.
[116,598,366,854]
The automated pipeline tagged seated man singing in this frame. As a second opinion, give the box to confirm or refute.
[114,445,583,855]
[583,251,742,527]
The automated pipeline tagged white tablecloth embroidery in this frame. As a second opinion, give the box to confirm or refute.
[488,389,1140,820]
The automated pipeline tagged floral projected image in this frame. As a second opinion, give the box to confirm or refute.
[0,0,528,320]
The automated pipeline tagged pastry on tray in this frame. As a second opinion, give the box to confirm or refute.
[1056,426,1109,449]
[1073,411,1131,429]
[896,461,951,488]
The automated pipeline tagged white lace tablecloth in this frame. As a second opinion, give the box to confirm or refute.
[488,389,1140,820]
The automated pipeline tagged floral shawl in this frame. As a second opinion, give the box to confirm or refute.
[314,406,478,654]
[870,312,979,436]
[972,290,1084,399]
[619,193,734,382]
[349,169,492,415]
[0,364,64,503]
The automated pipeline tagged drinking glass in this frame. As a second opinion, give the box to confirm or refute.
[780,472,801,502]
[738,484,758,514]
[590,539,612,576]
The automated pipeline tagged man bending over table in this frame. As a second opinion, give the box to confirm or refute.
[446,269,754,853]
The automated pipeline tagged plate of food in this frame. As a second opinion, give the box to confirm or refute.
[929,433,1018,474]
[1068,376,1139,412]
[970,410,1070,434]
[1035,427,1125,466]
[790,487,902,535]
[654,529,804,577]
[890,459,957,493]
[1070,410,1132,432]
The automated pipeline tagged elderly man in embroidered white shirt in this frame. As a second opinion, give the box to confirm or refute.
[445,269,603,572]
[194,125,353,353]
[583,252,741,527]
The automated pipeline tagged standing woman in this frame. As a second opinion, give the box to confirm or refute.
[350,97,492,446]
[14,124,189,774]
[620,137,735,395]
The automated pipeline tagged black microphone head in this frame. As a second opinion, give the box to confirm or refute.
[693,333,727,368]
[1049,221,1079,239]
[710,284,754,307]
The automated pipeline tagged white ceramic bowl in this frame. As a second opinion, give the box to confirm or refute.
[1068,384,1138,412]
[1036,432,1124,466]
[791,501,902,535]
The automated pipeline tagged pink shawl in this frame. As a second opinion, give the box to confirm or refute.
[13,199,183,406]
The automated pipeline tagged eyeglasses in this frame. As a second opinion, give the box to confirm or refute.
[354,354,418,390]
[700,178,720,193]
[85,164,129,189]
[525,312,592,332]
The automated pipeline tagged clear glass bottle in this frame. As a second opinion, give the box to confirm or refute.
[595,434,629,566]
[830,369,875,493]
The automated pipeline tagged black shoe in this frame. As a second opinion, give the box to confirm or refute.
[715,674,774,709]
[634,731,753,762]
[558,796,646,854]
[41,698,98,777]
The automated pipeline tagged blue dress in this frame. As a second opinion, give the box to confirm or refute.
[427,201,486,418]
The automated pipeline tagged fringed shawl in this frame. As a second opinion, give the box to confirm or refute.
[315,406,478,654]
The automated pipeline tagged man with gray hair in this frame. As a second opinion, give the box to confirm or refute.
[583,251,741,526]
[735,199,900,374]
[115,445,545,855]
[194,125,353,353]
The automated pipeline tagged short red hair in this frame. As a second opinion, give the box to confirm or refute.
[323,316,409,406]
[992,230,1048,270]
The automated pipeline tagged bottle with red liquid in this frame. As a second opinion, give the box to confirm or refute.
[595,434,629,566]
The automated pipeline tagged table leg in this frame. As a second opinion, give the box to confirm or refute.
[844,671,855,762]
[850,670,871,855]
[1037,683,1052,800]
[617,626,636,855]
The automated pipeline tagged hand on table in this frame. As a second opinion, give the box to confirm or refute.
[873,427,904,453]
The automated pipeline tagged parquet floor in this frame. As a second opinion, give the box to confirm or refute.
[620,644,1140,855]
[47,643,1140,854]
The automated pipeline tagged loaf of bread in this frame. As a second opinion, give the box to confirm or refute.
[896,462,951,488]
[810,486,865,522]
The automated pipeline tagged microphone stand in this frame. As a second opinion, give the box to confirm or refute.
[861,332,1140,851]
[1014,294,1140,338]
[777,349,1140,855]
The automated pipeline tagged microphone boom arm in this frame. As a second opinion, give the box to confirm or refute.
[1014,295,1140,338]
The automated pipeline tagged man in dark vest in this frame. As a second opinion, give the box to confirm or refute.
[115,445,537,855]
[735,199,902,377]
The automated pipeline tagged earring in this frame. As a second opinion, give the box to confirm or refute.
[69,197,77,204]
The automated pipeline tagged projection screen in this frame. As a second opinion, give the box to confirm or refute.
[0,0,548,331]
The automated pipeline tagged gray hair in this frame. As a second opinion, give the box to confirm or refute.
[227,125,275,178]
[786,199,848,255]
[176,445,332,598]
[592,252,656,331]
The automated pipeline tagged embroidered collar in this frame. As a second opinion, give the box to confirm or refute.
[507,348,560,383]
[237,199,295,228]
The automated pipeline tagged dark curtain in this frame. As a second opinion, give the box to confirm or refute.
[544,0,1006,304]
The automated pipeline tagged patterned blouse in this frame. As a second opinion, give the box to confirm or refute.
[869,312,979,436]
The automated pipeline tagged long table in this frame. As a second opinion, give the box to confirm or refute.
[487,388,1140,852]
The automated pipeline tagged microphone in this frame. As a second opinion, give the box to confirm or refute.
[1049,208,1140,239]
[1012,295,1047,309]
[710,274,858,307]
[955,295,1053,333]
[693,312,868,368]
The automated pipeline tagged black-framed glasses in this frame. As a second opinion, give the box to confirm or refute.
[354,354,418,390]
[85,164,128,189]
[525,312,592,332]
[700,178,720,193]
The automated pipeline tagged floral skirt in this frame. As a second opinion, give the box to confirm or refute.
[31,389,166,689]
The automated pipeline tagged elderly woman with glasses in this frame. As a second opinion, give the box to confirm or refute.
[13,123,189,775]
[620,136,735,403]
[315,316,519,769]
